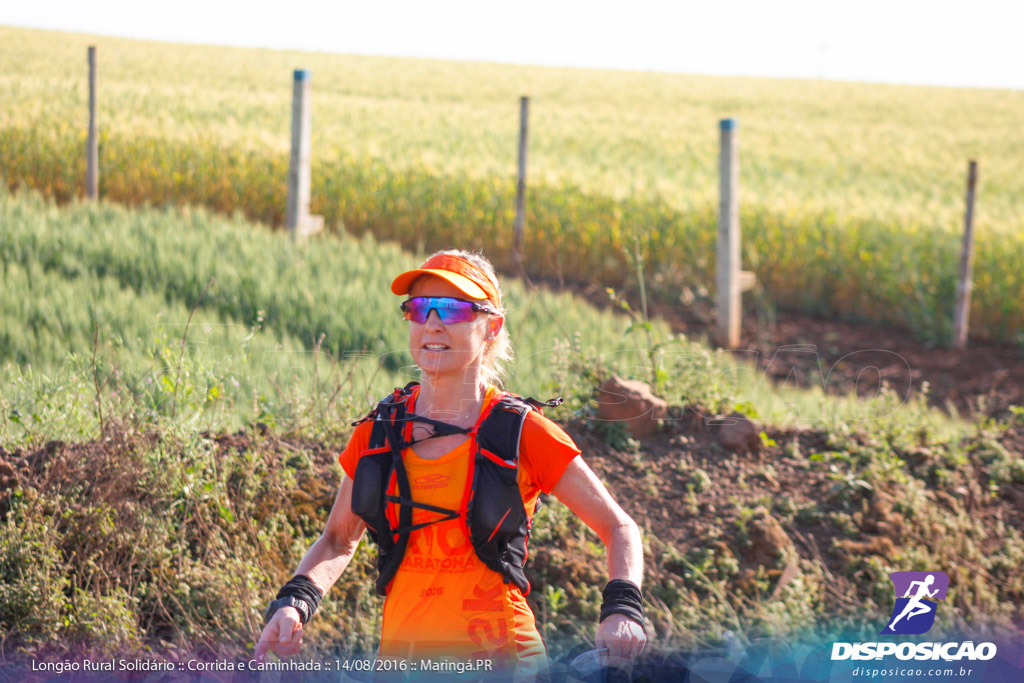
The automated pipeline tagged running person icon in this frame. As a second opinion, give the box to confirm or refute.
[887,574,939,631]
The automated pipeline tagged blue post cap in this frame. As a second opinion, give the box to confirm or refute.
[294,69,310,82]
[720,118,737,131]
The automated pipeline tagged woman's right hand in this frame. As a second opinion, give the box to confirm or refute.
[254,607,304,661]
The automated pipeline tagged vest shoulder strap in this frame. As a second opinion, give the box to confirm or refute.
[363,381,420,448]
[477,393,532,464]
[523,396,564,411]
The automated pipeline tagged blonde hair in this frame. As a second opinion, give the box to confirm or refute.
[424,248,513,387]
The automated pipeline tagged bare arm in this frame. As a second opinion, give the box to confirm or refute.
[551,456,643,586]
[255,475,366,660]
[551,456,646,659]
[294,474,367,593]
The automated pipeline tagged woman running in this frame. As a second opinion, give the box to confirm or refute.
[255,250,646,679]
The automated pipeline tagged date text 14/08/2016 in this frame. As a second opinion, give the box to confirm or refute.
[341,659,494,674]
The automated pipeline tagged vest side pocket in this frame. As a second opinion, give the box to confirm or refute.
[470,456,531,593]
[475,454,520,534]
[351,455,384,518]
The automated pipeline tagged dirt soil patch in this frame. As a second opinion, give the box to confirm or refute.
[2,415,1023,664]
[565,281,1024,421]
[567,419,1024,566]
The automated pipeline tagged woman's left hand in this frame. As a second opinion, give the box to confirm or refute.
[595,613,647,659]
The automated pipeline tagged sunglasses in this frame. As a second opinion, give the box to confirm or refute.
[400,297,497,324]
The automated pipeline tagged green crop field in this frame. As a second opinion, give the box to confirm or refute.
[0,188,682,438]
[2,26,1023,347]
[2,188,961,444]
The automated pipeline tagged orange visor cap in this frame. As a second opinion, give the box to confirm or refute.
[390,254,501,308]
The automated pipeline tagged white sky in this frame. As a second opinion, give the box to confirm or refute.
[3,0,1023,89]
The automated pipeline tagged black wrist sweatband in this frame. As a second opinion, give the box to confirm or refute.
[599,579,645,629]
[272,575,323,625]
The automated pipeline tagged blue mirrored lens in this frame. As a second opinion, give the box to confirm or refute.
[401,297,478,324]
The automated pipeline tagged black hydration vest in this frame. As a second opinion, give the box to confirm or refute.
[349,382,561,597]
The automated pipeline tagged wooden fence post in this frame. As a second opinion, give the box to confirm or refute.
[287,69,322,240]
[86,46,98,200]
[716,118,755,348]
[513,96,530,272]
[953,160,979,350]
